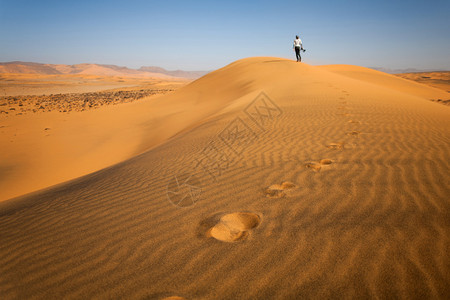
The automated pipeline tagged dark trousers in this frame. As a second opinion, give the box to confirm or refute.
[295,47,301,62]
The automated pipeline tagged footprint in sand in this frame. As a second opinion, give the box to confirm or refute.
[305,162,322,171]
[320,159,333,165]
[346,131,360,136]
[326,142,344,150]
[264,181,296,198]
[305,159,333,172]
[205,212,261,242]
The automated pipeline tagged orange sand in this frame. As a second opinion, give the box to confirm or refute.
[0,57,449,299]
[395,71,450,92]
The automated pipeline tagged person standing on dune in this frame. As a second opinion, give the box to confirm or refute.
[293,35,304,62]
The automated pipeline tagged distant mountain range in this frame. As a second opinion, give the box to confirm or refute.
[0,61,209,79]
[138,66,209,79]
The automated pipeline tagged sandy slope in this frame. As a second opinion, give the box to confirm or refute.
[0,77,187,201]
[319,64,449,100]
[0,57,449,299]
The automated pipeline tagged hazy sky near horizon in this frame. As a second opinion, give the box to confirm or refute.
[0,0,449,71]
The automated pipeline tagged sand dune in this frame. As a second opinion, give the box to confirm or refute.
[0,57,449,299]
[395,71,450,93]
[0,76,188,201]
[319,64,449,100]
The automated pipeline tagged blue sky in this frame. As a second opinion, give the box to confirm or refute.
[0,0,449,71]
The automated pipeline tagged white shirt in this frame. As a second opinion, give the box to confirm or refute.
[293,38,302,48]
